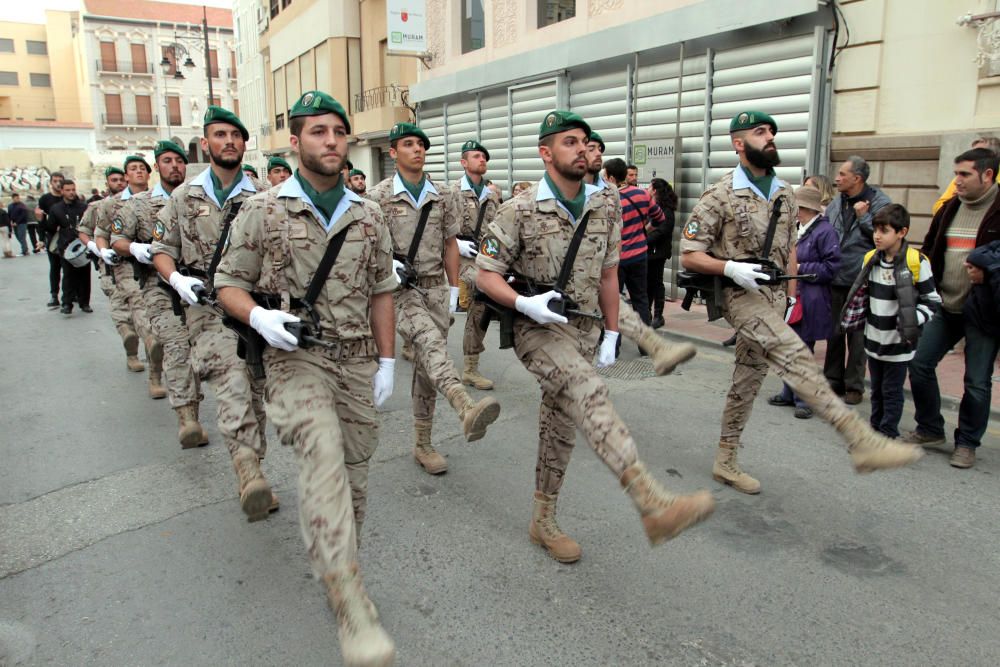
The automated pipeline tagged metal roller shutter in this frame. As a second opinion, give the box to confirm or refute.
[709,34,816,186]
[444,99,478,186]
[569,66,629,161]
[417,104,446,184]
[510,80,558,184]
[479,91,510,197]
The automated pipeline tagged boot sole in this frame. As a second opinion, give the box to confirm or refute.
[241,481,272,521]
[149,389,167,400]
[644,493,716,545]
[653,344,697,376]
[126,362,145,373]
[342,645,396,667]
[179,427,204,449]
[465,400,501,442]
[462,377,495,390]
[529,531,582,563]
[712,473,761,495]
[851,447,923,474]
[414,455,448,475]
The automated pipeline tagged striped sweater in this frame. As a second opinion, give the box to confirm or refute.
[617,185,665,266]
[863,253,941,362]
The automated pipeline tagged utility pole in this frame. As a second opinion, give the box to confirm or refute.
[204,5,214,107]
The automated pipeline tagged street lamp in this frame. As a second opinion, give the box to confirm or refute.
[159,5,217,109]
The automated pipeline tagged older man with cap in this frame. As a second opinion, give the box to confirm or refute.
[369,122,501,476]
[266,156,293,187]
[476,110,714,563]
[680,110,921,496]
[216,90,396,667]
[451,138,501,390]
[152,106,277,523]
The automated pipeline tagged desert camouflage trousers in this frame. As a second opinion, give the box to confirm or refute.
[185,306,267,459]
[460,260,488,356]
[720,286,863,446]
[264,348,378,578]
[395,284,463,421]
[111,263,154,351]
[513,318,639,495]
[143,283,200,407]
[97,269,136,344]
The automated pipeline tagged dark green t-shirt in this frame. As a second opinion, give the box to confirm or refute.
[399,173,426,203]
[741,165,775,200]
[544,173,586,222]
[210,170,240,207]
[467,174,485,198]
[296,170,345,223]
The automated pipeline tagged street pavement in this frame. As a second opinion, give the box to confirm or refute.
[1,253,998,667]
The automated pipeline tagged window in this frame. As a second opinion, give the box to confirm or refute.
[270,0,279,19]
[162,46,177,76]
[167,95,181,125]
[100,41,117,71]
[130,44,147,74]
[26,40,47,55]
[462,0,485,53]
[233,98,240,118]
[282,0,292,8]
[538,0,575,27]
[275,112,285,130]
[0,71,17,86]
[230,50,237,78]
[105,94,123,124]
[208,48,219,78]
[29,73,50,87]
[0,38,14,53]
[135,95,153,124]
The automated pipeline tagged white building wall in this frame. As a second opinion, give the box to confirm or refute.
[233,0,269,169]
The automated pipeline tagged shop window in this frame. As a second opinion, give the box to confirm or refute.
[538,0,575,28]
[462,0,485,53]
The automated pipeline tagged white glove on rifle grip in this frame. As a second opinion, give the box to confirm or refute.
[99,247,118,266]
[129,242,153,264]
[723,260,770,292]
[248,306,300,352]
[372,357,395,407]
[86,240,99,257]
[392,259,404,287]
[596,330,619,368]
[168,271,205,306]
[456,239,478,259]
[514,290,569,325]
[449,286,460,314]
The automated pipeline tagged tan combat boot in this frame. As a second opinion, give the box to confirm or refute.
[446,386,501,442]
[175,404,206,448]
[232,446,273,521]
[712,444,761,494]
[124,331,144,372]
[148,372,167,399]
[462,354,495,390]
[323,563,396,667]
[637,330,697,376]
[840,417,923,473]
[620,461,715,545]
[528,491,582,563]
[412,419,447,474]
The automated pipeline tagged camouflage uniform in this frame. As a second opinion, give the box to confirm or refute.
[215,177,396,572]
[112,185,203,412]
[79,200,136,349]
[151,169,269,466]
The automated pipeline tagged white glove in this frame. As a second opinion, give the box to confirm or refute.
[457,239,478,259]
[168,271,205,306]
[724,260,770,291]
[596,330,619,368]
[392,259,404,286]
[248,306,300,352]
[129,242,153,265]
[86,240,99,257]
[514,290,569,325]
[372,357,395,407]
[784,296,797,324]
[449,286,460,314]
[100,247,118,266]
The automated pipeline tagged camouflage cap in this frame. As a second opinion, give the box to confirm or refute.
[389,122,430,150]
[588,131,606,152]
[241,164,258,177]
[154,140,188,163]
[123,155,151,173]
[267,156,292,173]
[288,90,351,134]
[460,139,490,161]
[203,105,249,141]
[729,110,778,135]
[538,110,591,141]
[104,166,125,179]
[349,168,366,178]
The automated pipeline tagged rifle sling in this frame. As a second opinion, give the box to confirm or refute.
[405,201,434,266]
[472,199,489,241]
[206,201,243,280]
[553,211,592,293]
[760,195,784,260]
[300,224,352,322]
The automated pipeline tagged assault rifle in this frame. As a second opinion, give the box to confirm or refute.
[677,257,816,322]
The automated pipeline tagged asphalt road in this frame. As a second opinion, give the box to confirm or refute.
[1,253,998,666]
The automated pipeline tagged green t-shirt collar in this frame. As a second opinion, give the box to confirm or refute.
[740,164,775,200]
[399,173,426,205]
[544,173,586,222]
[295,170,345,227]
[210,170,240,208]
[466,174,485,198]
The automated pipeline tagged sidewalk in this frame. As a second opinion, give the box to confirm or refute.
[655,298,1000,415]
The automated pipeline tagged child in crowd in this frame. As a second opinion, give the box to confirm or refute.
[841,204,941,438]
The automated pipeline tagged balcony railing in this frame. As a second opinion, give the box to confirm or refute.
[103,113,159,128]
[353,84,409,114]
[96,59,155,75]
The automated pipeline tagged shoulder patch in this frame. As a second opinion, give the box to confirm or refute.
[480,236,500,258]
[152,220,165,241]
[111,218,124,234]
[683,220,699,240]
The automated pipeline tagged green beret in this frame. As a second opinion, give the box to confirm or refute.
[203,105,250,141]
[349,169,366,178]
[389,122,430,150]
[288,90,352,134]
[154,140,188,163]
[588,131,606,153]
[729,110,778,135]
[123,155,151,173]
[538,110,591,141]
[241,164,258,177]
[460,139,490,161]
[345,159,354,171]
[104,166,125,179]
[267,156,292,173]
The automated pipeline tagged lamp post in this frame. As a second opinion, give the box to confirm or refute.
[158,4,216,110]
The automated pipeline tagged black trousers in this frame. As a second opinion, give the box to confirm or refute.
[868,356,907,438]
[47,250,62,297]
[646,255,667,318]
[60,258,91,307]
[823,284,867,393]
[27,224,39,247]
[619,259,650,325]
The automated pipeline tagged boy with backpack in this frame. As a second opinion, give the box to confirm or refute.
[841,204,941,438]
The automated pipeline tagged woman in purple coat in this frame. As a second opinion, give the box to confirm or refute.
[768,184,842,418]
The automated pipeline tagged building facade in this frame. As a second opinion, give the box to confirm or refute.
[232,0,269,169]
